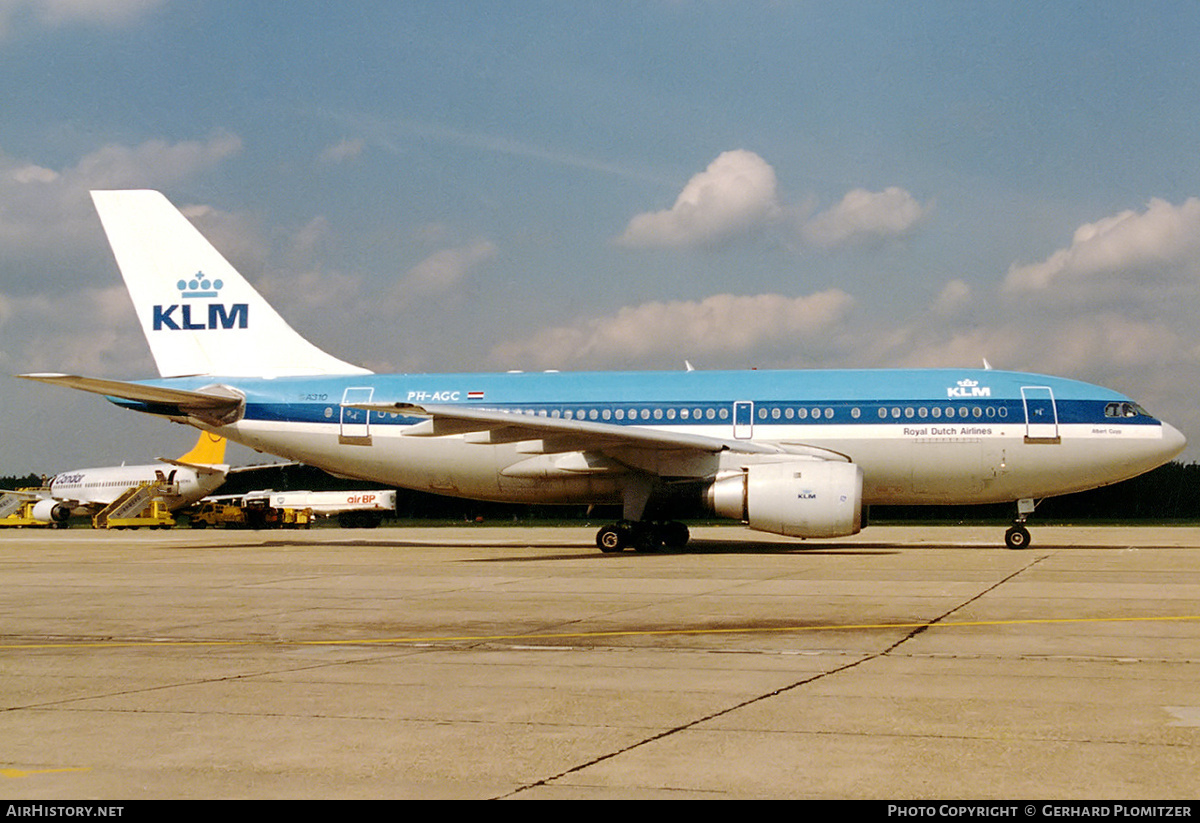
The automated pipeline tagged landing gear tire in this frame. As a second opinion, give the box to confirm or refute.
[659,521,690,551]
[596,521,690,553]
[1004,525,1031,550]
[597,524,630,553]
[632,525,660,553]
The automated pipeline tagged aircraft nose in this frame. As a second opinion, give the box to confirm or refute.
[1160,422,1187,461]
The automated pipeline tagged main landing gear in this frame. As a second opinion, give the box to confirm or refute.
[596,476,691,553]
[1004,498,1037,550]
[596,520,690,553]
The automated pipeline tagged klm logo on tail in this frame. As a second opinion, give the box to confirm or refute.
[153,272,248,331]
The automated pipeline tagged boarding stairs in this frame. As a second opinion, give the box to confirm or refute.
[93,482,177,529]
[0,492,28,519]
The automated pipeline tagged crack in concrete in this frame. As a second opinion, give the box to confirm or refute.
[499,553,1051,799]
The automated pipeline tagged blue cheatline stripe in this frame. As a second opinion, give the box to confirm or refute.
[124,368,1162,428]
[235,398,1157,428]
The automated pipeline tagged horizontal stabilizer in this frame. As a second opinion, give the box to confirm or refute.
[157,458,230,476]
[17,373,244,425]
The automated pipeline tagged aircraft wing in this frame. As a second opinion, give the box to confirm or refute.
[1,488,43,499]
[0,489,84,522]
[0,489,48,517]
[354,401,850,461]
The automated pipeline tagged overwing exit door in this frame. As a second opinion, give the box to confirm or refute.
[733,401,754,439]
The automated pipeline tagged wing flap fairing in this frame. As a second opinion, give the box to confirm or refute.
[354,401,787,456]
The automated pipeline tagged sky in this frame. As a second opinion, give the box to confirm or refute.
[3,1,1200,470]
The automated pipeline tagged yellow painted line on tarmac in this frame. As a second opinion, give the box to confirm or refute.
[1,767,91,779]
[2,614,1198,650]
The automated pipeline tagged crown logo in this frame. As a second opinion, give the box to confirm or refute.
[177,271,223,299]
[957,379,979,387]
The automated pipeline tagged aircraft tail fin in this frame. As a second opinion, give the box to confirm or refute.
[176,431,227,465]
[90,190,370,378]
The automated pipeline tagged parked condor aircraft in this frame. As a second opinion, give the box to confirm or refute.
[19,190,1187,549]
[2,431,228,525]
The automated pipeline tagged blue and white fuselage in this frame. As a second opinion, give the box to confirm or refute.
[19,190,1186,550]
[106,366,1182,508]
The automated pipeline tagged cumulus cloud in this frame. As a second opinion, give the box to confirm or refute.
[932,279,972,315]
[0,133,253,381]
[320,138,366,164]
[177,201,270,275]
[615,151,930,254]
[1004,197,1200,297]
[0,0,163,36]
[251,237,500,373]
[874,307,1184,381]
[615,150,780,248]
[264,237,497,330]
[0,284,151,376]
[490,289,855,369]
[0,133,243,261]
[257,268,366,340]
[801,186,930,249]
[72,133,243,190]
[397,240,497,297]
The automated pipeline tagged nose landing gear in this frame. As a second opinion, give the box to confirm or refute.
[1004,498,1037,549]
[1004,523,1031,550]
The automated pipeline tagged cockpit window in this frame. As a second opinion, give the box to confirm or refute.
[1105,402,1148,418]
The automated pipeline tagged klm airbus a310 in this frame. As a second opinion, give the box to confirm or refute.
[21,190,1186,550]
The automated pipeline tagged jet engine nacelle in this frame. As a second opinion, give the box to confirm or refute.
[706,460,864,538]
[31,498,71,524]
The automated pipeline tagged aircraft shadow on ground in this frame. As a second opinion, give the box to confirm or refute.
[201,535,905,559]
[461,538,907,561]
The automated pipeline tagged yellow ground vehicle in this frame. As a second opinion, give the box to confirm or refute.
[188,499,313,529]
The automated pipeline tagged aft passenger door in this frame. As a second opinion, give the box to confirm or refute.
[1021,386,1060,444]
[340,387,374,445]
